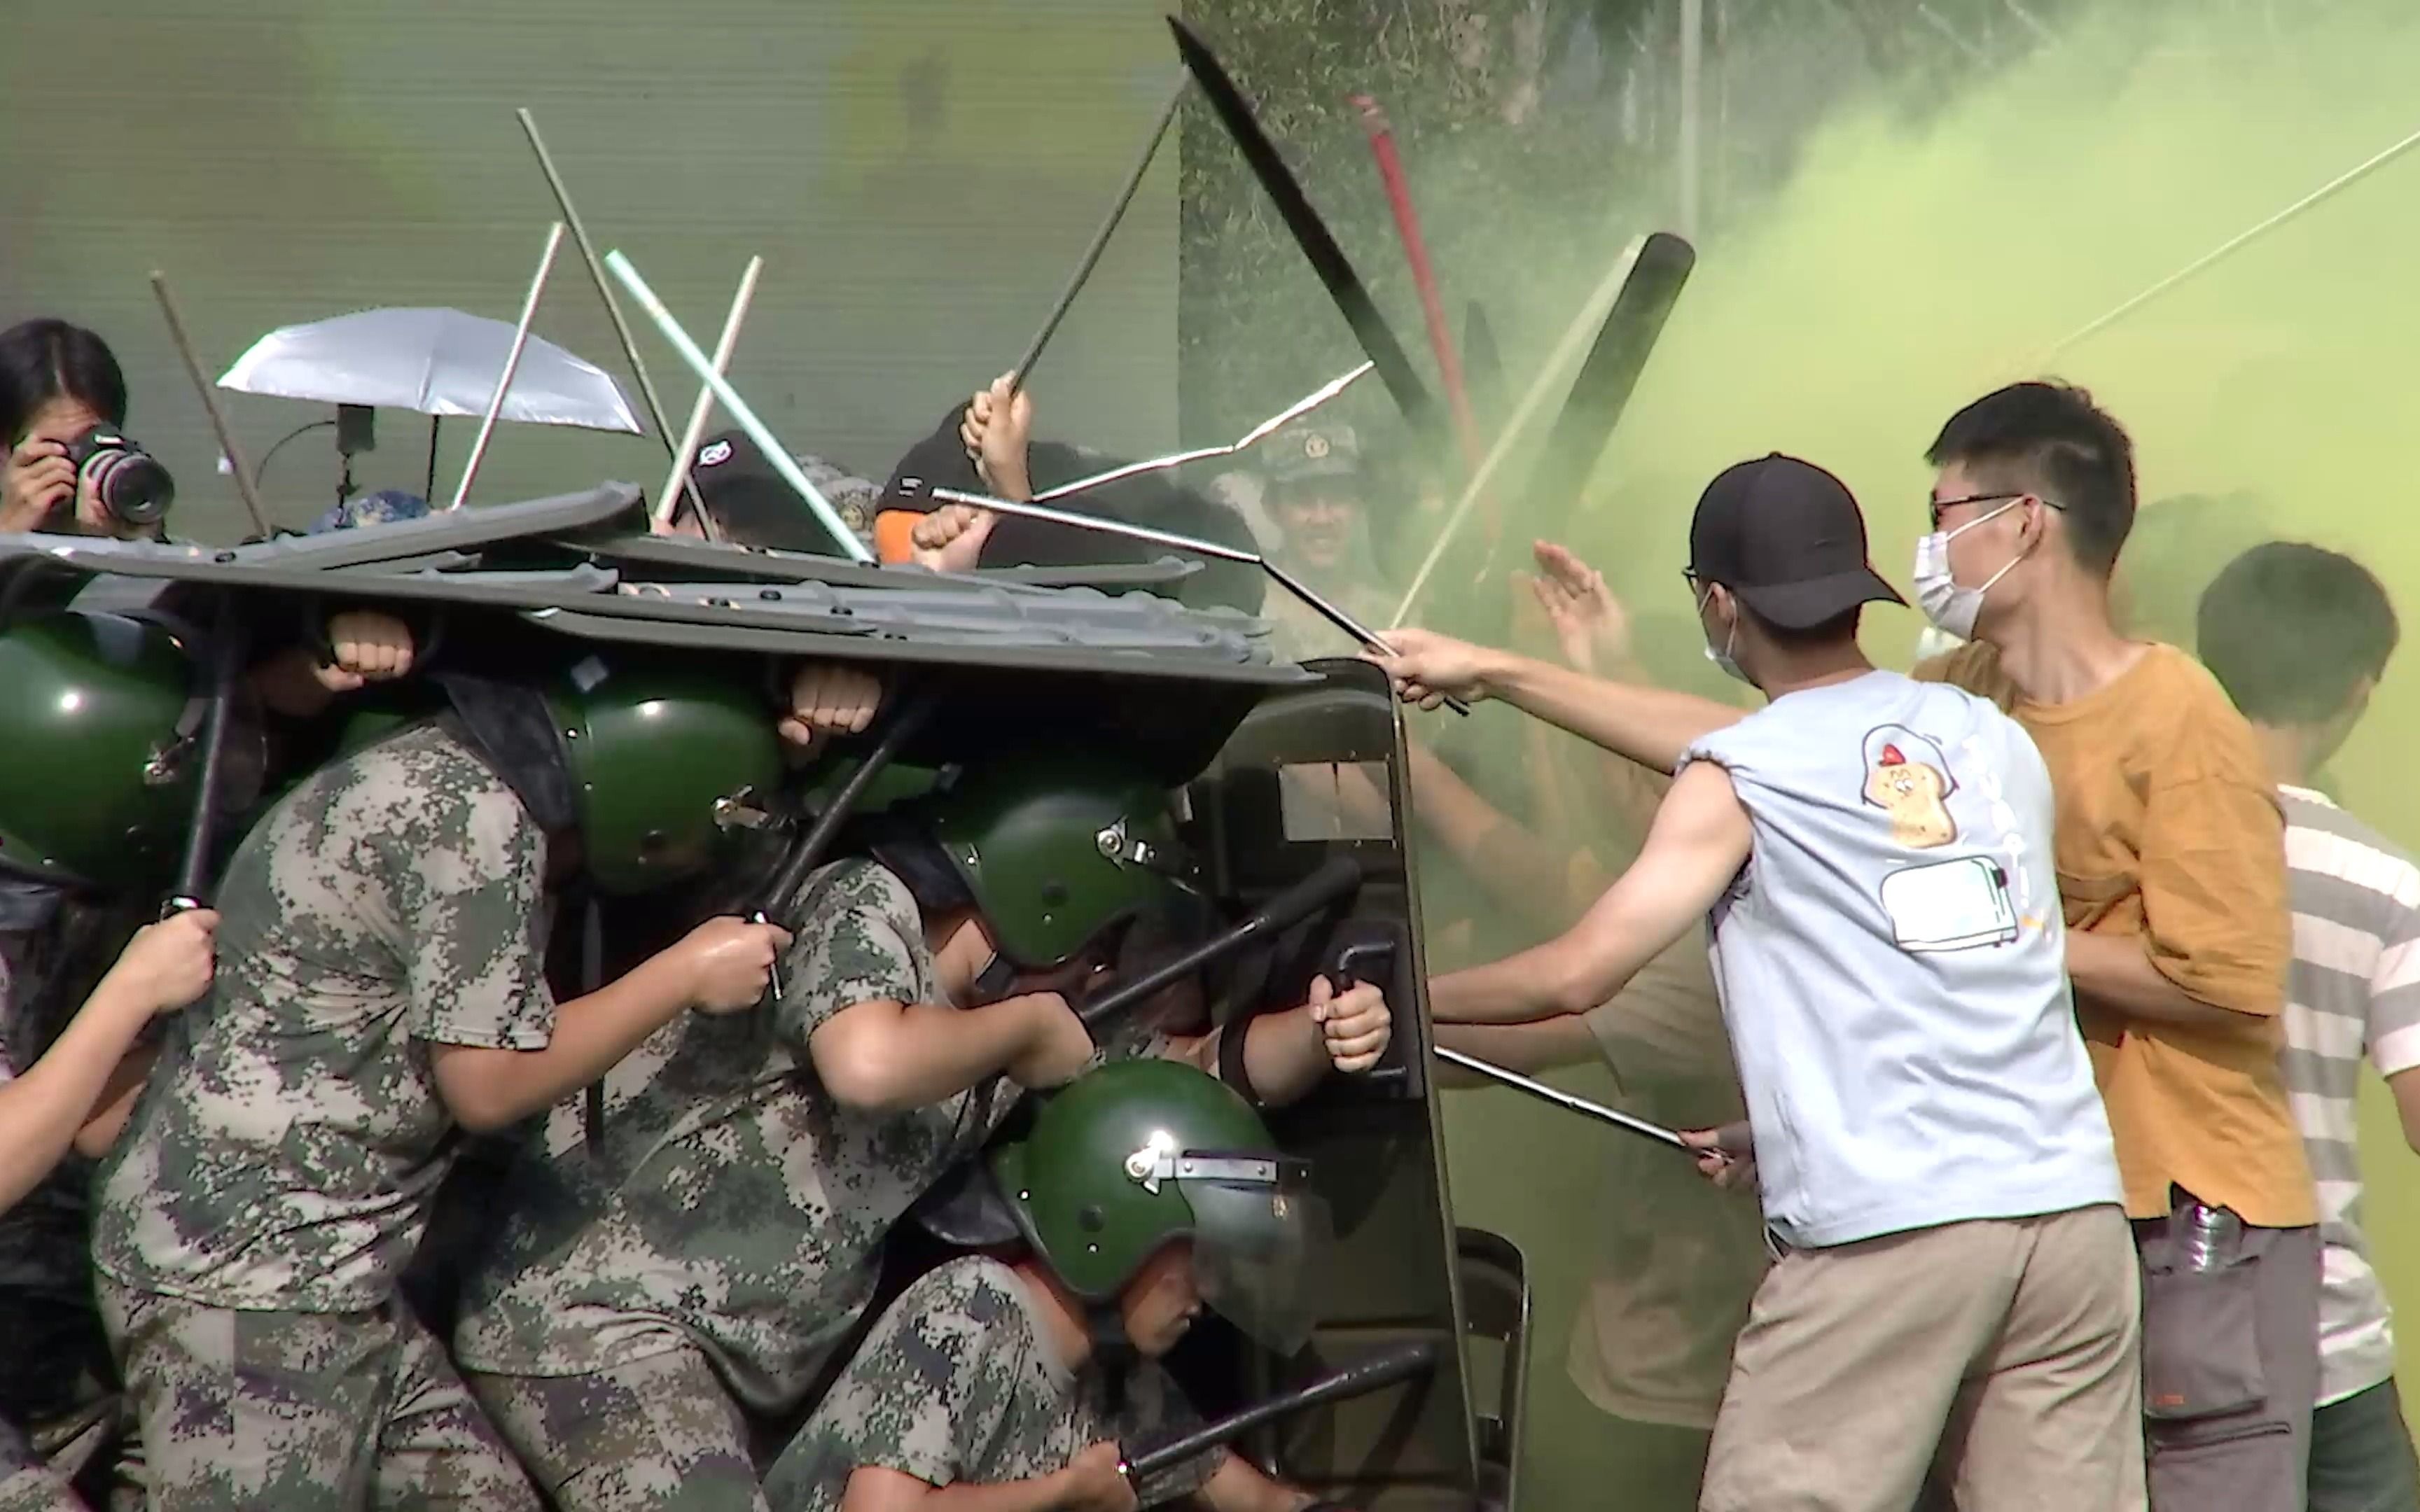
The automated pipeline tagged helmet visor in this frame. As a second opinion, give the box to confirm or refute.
[1179,1153,1328,1357]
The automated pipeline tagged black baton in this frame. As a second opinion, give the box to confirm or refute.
[1118,1340,1437,1483]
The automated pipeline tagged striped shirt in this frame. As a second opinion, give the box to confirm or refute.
[2279,785,2420,1406]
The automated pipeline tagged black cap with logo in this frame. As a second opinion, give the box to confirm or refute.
[690,429,879,553]
[1687,454,1905,629]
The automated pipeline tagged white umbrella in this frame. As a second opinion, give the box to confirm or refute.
[218,307,641,432]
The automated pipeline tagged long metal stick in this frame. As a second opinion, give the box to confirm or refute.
[1029,362,1372,504]
[930,484,1468,715]
[605,250,875,564]
[515,107,707,525]
[1389,237,1645,629]
[450,222,565,511]
[654,255,763,533]
[1435,1045,1691,1151]
[2040,118,2420,363]
[148,273,270,538]
[1010,73,1187,395]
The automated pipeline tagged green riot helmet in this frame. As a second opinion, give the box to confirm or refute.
[544,657,787,896]
[989,1058,1328,1355]
[0,610,200,893]
[917,750,1200,973]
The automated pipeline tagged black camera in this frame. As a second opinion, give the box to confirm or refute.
[62,426,174,528]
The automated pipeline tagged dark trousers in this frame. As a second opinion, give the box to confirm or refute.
[2133,1212,2321,1512]
[2310,1378,2420,1512]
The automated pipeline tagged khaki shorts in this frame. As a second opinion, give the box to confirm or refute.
[1701,1205,2144,1512]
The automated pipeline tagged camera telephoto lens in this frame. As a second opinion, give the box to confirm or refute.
[86,449,175,526]
[64,427,175,528]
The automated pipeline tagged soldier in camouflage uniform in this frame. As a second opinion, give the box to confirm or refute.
[452,751,1391,1512]
[764,1058,1337,1512]
[0,603,430,1512]
[87,653,857,1512]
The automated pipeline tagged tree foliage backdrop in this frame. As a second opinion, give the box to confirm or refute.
[1178,0,2122,447]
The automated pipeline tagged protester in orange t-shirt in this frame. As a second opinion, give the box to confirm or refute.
[1913,382,2316,1511]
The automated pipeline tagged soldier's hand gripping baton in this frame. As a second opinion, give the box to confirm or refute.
[1434,1045,1690,1152]
[1118,1340,1438,1485]
[1078,855,1363,1030]
[751,690,942,1002]
[926,485,1469,717]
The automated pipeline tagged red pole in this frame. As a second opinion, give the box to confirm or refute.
[1352,95,1484,475]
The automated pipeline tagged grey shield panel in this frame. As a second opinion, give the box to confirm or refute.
[1183,658,1482,1506]
[557,531,1205,594]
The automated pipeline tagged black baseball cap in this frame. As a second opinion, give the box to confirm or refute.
[1687,454,1905,629]
[691,429,877,553]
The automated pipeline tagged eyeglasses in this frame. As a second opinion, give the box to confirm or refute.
[1926,491,2066,530]
[1926,491,2020,530]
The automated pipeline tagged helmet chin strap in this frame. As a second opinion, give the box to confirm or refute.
[1086,1298,1135,1416]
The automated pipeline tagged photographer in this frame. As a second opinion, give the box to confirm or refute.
[0,321,165,540]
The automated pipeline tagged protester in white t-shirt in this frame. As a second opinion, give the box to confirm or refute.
[1379,454,2140,1512]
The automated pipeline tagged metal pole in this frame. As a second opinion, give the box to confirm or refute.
[1435,1045,1692,1152]
[2038,117,2420,363]
[1678,0,1703,241]
[148,273,270,538]
[449,222,565,511]
[1027,362,1372,504]
[655,255,763,533]
[1009,73,1187,396]
[515,107,707,525]
[604,250,875,564]
[928,484,1470,716]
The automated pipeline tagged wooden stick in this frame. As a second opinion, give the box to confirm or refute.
[515,107,705,526]
[148,272,269,538]
[449,222,564,511]
[653,256,763,533]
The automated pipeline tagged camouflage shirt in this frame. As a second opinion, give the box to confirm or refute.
[762,1256,1214,1512]
[93,724,556,1312]
[456,858,1162,1413]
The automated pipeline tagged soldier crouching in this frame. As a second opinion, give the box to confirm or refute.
[85,654,853,1511]
[764,1058,1334,1512]
[448,747,1390,1512]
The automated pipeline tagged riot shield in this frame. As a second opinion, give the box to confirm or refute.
[1180,655,1496,1511]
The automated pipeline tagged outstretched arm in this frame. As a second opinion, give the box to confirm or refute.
[1428,761,1751,1025]
[1370,629,1741,775]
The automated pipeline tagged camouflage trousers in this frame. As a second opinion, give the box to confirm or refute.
[0,1419,80,1512]
[466,1344,769,1512]
[98,1280,539,1512]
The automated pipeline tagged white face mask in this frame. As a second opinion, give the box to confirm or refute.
[1697,587,1753,685]
[1912,498,2026,641]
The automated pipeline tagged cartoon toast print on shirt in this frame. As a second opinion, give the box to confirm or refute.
[1861,724,1958,849]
